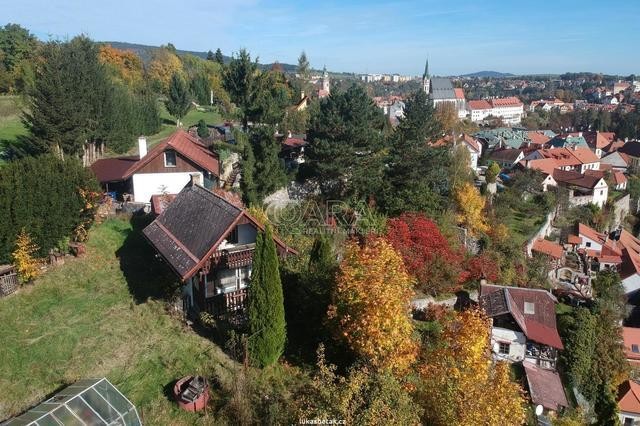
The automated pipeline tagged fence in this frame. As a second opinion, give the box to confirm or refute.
[0,272,18,297]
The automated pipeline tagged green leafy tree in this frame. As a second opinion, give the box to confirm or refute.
[486,162,501,184]
[190,72,210,105]
[0,23,38,93]
[381,89,448,215]
[306,84,386,201]
[214,48,224,65]
[248,126,287,202]
[165,73,191,126]
[247,226,286,367]
[594,382,621,426]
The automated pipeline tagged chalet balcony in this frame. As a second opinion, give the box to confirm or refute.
[204,287,248,323]
[210,243,255,269]
[525,342,557,370]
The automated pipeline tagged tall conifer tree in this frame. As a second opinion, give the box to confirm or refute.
[247,226,286,367]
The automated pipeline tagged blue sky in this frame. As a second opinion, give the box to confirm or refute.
[2,0,639,76]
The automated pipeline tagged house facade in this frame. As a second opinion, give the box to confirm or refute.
[91,130,220,203]
[618,380,640,426]
[479,284,564,370]
[143,183,295,319]
[467,97,524,125]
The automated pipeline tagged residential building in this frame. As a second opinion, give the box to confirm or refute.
[479,284,563,370]
[467,97,524,125]
[623,327,640,367]
[618,141,640,170]
[90,130,220,203]
[617,380,640,426]
[602,150,632,173]
[523,361,569,418]
[143,183,296,318]
[524,147,600,174]
[431,133,482,170]
[488,148,524,169]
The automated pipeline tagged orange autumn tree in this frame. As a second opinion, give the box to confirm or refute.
[418,309,526,426]
[98,45,144,88]
[328,236,417,373]
[12,228,40,283]
[455,182,489,237]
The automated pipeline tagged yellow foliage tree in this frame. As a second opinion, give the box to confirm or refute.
[418,309,526,426]
[455,182,489,237]
[98,45,144,88]
[147,48,184,93]
[327,236,417,373]
[12,228,40,283]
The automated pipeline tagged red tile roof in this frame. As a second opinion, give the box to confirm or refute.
[552,169,604,189]
[468,99,492,110]
[480,284,563,349]
[532,239,564,260]
[614,171,628,185]
[491,96,523,107]
[567,235,581,245]
[523,361,569,411]
[623,327,640,364]
[525,158,558,175]
[454,88,465,99]
[124,130,220,179]
[527,131,552,146]
[150,193,177,215]
[534,147,598,167]
[619,230,640,279]
[578,223,607,245]
[618,380,640,414]
[282,137,307,148]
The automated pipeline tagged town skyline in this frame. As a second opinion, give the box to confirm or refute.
[3,0,639,76]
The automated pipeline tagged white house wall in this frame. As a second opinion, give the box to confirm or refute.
[490,327,527,363]
[623,274,640,296]
[132,172,202,203]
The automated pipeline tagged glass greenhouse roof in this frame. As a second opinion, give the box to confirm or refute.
[2,378,141,426]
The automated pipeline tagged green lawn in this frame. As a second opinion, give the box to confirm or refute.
[0,96,28,157]
[133,103,223,154]
[503,206,548,246]
[0,218,238,425]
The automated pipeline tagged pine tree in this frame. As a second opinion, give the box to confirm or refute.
[238,130,258,206]
[381,89,448,215]
[247,226,286,367]
[249,126,287,202]
[214,48,224,65]
[306,84,386,201]
[12,228,40,283]
[196,119,209,138]
[206,50,214,61]
[223,49,258,129]
[165,73,191,127]
[297,51,310,79]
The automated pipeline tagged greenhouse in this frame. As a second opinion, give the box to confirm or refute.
[3,378,141,426]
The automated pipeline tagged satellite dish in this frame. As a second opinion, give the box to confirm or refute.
[535,405,544,416]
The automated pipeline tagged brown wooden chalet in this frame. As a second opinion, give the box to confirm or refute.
[142,182,295,319]
[91,130,219,203]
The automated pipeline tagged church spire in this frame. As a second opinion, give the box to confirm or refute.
[423,58,429,79]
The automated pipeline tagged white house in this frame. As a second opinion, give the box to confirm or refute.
[467,97,524,125]
[618,380,640,426]
[91,130,220,203]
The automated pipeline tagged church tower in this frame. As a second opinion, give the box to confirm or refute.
[422,58,430,94]
[322,65,330,94]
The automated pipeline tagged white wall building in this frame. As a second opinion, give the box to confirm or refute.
[467,97,524,125]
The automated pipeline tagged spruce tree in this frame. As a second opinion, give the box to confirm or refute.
[165,73,191,126]
[297,51,310,79]
[214,48,224,65]
[223,49,257,129]
[306,84,386,201]
[249,126,287,201]
[381,89,450,216]
[206,50,214,61]
[247,226,286,367]
[238,130,258,206]
[196,119,209,138]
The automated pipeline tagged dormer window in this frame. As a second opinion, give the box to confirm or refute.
[164,151,177,167]
[524,302,535,314]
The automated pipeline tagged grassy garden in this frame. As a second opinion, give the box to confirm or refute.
[0,96,28,159]
[0,218,240,425]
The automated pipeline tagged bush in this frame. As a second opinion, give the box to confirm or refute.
[0,154,100,262]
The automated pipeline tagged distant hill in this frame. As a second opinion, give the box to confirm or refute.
[460,71,515,78]
[103,41,299,73]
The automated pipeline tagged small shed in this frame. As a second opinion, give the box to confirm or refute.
[3,378,141,425]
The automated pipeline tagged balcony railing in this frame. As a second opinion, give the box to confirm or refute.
[204,287,249,322]
[210,244,255,269]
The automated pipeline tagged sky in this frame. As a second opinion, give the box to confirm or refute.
[2,0,639,76]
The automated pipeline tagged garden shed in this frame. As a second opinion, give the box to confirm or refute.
[3,378,141,425]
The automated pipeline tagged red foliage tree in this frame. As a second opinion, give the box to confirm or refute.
[466,252,501,283]
[386,213,464,296]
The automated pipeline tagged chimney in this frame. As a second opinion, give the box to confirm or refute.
[288,131,292,138]
[190,173,203,187]
[300,91,305,100]
[138,136,147,159]
[578,131,582,137]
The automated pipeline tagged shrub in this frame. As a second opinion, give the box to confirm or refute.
[12,228,40,283]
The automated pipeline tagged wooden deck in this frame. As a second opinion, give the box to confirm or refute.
[203,287,248,323]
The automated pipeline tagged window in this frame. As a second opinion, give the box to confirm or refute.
[586,242,592,248]
[624,418,634,426]
[600,190,604,195]
[498,342,510,355]
[524,302,535,314]
[633,344,640,354]
[164,151,177,167]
